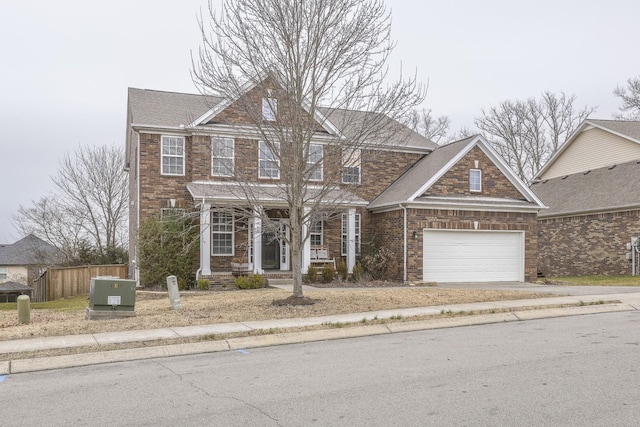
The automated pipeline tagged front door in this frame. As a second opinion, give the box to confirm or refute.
[261,229,279,270]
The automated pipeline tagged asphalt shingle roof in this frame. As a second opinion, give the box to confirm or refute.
[128,88,436,151]
[0,235,62,266]
[531,160,640,218]
[589,119,640,142]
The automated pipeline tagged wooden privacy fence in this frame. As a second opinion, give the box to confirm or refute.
[32,264,128,302]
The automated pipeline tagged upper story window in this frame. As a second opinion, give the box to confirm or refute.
[161,135,185,176]
[212,137,234,177]
[470,169,482,192]
[342,148,361,184]
[306,144,323,181]
[310,220,323,247]
[212,211,234,256]
[262,97,277,121]
[259,141,280,179]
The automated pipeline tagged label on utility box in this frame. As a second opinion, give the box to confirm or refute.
[108,295,121,306]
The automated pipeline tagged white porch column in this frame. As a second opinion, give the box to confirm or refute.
[347,208,356,274]
[302,207,311,274]
[253,207,263,274]
[200,202,211,276]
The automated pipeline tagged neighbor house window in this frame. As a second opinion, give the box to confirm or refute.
[211,137,234,176]
[161,136,185,175]
[212,211,234,255]
[306,144,323,181]
[310,220,323,247]
[0,266,7,281]
[262,97,277,121]
[341,213,361,256]
[470,169,482,192]
[342,148,361,184]
[259,141,280,179]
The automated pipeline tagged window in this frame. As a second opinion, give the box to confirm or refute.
[259,141,280,179]
[310,220,323,247]
[470,169,482,192]
[212,211,234,255]
[0,266,7,281]
[262,97,277,121]
[341,213,361,256]
[161,136,185,175]
[212,137,234,176]
[306,144,323,181]
[342,148,361,184]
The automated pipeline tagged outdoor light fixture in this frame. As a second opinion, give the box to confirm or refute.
[413,230,418,240]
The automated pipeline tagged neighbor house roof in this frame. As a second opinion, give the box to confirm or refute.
[531,159,640,218]
[0,281,33,293]
[0,234,62,266]
[369,135,545,212]
[534,119,640,179]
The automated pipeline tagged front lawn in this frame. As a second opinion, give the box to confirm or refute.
[547,275,640,286]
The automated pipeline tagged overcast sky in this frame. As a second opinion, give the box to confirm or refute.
[1,0,639,243]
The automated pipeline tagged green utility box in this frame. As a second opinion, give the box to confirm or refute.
[87,277,137,320]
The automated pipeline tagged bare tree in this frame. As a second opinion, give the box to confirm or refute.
[192,0,425,298]
[614,75,640,120]
[13,144,128,263]
[407,108,450,144]
[475,92,595,181]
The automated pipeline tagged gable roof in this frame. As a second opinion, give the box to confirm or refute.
[534,119,640,179]
[0,234,62,266]
[127,80,436,152]
[369,135,545,211]
[531,159,640,218]
[127,88,222,128]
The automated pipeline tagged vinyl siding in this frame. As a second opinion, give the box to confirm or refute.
[541,127,640,179]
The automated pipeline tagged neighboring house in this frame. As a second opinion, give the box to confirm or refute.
[0,234,62,285]
[531,119,640,276]
[126,79,544,284]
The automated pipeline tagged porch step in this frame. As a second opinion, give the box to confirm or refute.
[266,278,294,287]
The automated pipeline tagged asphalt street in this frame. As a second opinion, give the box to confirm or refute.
[2,310,640,426]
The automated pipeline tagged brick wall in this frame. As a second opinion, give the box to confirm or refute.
[426,146,524,199]
[538,210,640,276]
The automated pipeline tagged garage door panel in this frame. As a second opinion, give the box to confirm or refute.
[423,230,523,282]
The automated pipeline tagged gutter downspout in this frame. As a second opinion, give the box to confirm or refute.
[401,203,408,283]
[134,130,141,287]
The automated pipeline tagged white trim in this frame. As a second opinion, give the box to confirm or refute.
[307,144,323,182]
[211,136,235,177]
[211,211,234,256]
[259,140,280,179]
[262,97,277,121]
[469,168,482,192]
[160,135,186,176]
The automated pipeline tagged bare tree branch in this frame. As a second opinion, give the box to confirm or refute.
[614,75,640,120]
[191,0,425,297]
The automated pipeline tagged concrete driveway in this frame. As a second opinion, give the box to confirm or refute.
[436,281,640,296]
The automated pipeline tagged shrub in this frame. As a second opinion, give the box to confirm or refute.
[336,260,348,281]
[307,265,318,283]
[138,214,199,288]
[197,278,210,290]
[322,264,335,283]
[361,247,394,280]
[352,261,365,282]
[234,275,250,289]
[235,274,264,289]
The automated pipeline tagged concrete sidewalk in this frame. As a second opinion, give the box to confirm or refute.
[2,290,640,375]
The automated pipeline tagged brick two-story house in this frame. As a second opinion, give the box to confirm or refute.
[126,78,544,284]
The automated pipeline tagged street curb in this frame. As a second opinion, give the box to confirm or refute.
[2,302,635,375]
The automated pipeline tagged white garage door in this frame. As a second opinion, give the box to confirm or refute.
[423,230,524,282]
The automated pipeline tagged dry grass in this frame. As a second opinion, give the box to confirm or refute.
[0,287,544,342]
